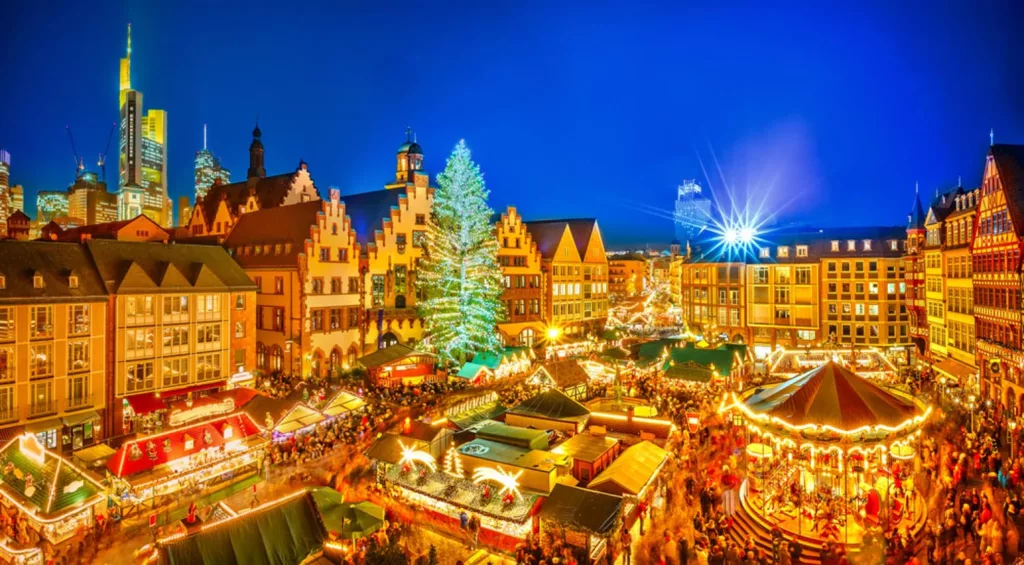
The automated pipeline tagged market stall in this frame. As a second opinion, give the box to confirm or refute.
[0,434,104,561]
[587,441,668,529]
[539,484,622,564]
[472,347,534,379]
[718,361,931,551]
[120,381,227,435]
[356,345,438,387]
[321,390,366,419]
[106,412,269,521]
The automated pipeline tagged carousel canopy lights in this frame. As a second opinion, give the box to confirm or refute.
[472,466,523,499]
[399,441,437,473]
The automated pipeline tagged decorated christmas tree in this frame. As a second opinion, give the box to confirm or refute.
[416,140,504,365]
[442,447,464,480]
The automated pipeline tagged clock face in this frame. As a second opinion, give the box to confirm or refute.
[991,361,1001,374]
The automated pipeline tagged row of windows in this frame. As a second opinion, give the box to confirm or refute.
[826,323,907,339]
[125,295,232,325]
[311,276,361,295]
[504,299,542,317]
[309,307,360,332]
[503,275,542,289]
[125,323,227,359]
[125,352,221,393]
[947,320,976,354]
[947,287,973,315]
[947,255,973,279]
[973,250,1021,274]
[0,305,91,341]
[826,282,904,295]
[974,287,1022,310]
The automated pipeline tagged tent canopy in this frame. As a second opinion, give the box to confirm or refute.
[743,361,923,430]
[322,391,366,418]
[159,492,326,565]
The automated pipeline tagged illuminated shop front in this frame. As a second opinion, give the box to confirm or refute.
[105,413,268,520]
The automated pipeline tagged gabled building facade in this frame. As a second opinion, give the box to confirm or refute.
[940,187,979,385]
[973,144,1024,411]
[904,189,929,358]
[224,189,362,379]
[495,207,546,347]
[185,126,320,238]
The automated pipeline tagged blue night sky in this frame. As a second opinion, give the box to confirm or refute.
[3,1,1023,247]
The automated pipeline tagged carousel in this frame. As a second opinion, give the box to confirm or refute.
[719,361,931,552]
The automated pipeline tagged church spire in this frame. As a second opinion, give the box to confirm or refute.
[247,121,266,180]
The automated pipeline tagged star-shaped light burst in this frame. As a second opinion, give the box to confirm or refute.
[472,466,523,499]
[399,441,437,473]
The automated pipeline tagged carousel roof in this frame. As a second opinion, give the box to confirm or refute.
[743,361,922,430]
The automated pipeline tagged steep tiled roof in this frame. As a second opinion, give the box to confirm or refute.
[0,241,108,302]
[565,219,598,258]
[222,200,323,268]
[908,190,927,230]
[339,188,402,243]
[85,239,255,293]
[523,221,570,259]
[745,226,906,264]
[991,145,1024,235]
[200,173,299,225]
[50,215,167,242]
[926,187,963,226]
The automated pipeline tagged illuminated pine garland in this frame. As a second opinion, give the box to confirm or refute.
[416,140,504,365]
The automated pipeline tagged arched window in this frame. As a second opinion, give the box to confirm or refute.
[380,332,399,348]
[256,343,266,369]
[519,328,536,348]
[329,348,341,373]
[347,345,359,367]
[271,346,283,372]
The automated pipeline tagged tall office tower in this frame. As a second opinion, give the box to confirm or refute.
[36,191,70,224]
[194,124,231,200]
[10,185,24,214]
[674,179,713,245]
[117,24,170,226]
[0,150,10,235]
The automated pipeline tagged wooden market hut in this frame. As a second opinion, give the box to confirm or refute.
[549,432,620,484]
[454,362,494,385]
[506,388,591,434]
[472,346,534,379]
[588,441,668,500]
[356,344,438,387]
[528,359,590,400]
[0,434,104,556]
[321,390,366,419]
[540,484,622,563]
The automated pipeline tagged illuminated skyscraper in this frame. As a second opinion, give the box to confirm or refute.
[178,195,192,227]
[36,191,70,224]
[194,124,231,200]
[0,150,9,235]
[674,179,713,245]
[117,24,170,226]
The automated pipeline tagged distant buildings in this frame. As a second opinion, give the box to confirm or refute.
[674,179,712,245]
[194,124,231,201]
[608,253,647,297]
[177,195,191,227]
[68,171,119,226]
[0,150,11,235]
[36,190,70,223]
[118,24,170,226]
[9,185,23,214]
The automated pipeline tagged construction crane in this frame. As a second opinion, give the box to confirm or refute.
[97,122,117,182]
[65,125,84,178]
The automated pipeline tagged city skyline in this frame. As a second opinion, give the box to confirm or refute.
[2,1,1023,245]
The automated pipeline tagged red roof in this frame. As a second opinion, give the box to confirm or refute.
[124,381,226,416]
[166,387,261,416]
[106,412,263,478]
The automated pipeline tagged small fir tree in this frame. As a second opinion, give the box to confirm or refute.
[416,140,504,365]
[443,447,464,479]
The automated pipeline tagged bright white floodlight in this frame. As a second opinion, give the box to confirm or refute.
[739,226,756,243]
[723,229,739,244]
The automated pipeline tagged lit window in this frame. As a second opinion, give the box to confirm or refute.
[847,240,855,251]
[778,246,789,258]
[796,245,808,257]
[863,240,872,251]
[759,248,769,258]
[831,241,839,251]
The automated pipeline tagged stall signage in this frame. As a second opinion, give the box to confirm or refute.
[685,412,700,434]
[169,398,236,427]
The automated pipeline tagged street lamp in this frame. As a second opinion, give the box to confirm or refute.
[968,394,977,433]
[1010,421,1018,460]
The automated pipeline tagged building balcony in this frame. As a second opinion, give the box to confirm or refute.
[66,393,94,410]
[28,400,57,418]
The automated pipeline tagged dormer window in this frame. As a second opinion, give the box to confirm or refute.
[778,246,789,258]
[796,245,808,257]
[863,240,872,251]
[759,248,770,258]
[69,276,79,289]
[831,241,839,252]
[33,273,44,289]
[890,240,899,251]
[847,240,855,251]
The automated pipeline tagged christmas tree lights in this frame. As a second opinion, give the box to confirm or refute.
[416,140,504,365]
[442,447,464,480]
